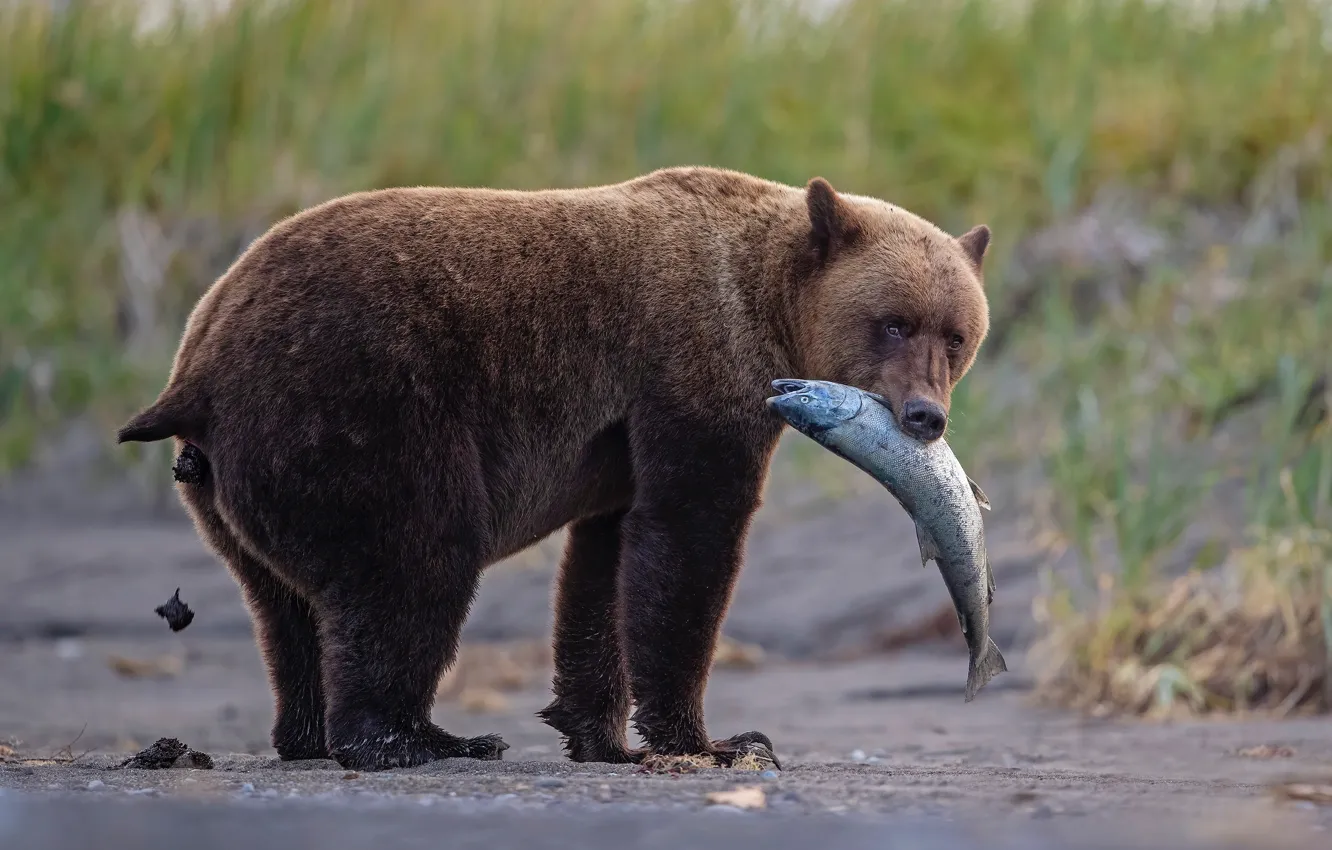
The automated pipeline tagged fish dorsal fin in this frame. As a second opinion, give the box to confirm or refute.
[914,522,942,568]
[968,476,992,511]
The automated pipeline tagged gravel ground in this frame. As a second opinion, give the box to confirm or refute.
[4,451,1332,847]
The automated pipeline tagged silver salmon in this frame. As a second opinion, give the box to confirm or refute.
[766,378,1007,702]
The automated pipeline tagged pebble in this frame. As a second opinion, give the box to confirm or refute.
[126,788,157,796]
[240,783,255,793]
[865,756,883,765]
[86,780,105,791]
[849,749,867,762]
[54,639,83,661]
[494,794,518,803]
[534,777,566,789]
[760,770,779,780]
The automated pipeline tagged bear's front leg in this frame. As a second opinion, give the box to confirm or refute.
[619,419,781,769]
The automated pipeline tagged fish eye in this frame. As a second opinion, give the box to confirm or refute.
[800,395,811,404]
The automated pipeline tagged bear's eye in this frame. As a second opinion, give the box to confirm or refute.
[884,322,904,339]
[948,334,964,351]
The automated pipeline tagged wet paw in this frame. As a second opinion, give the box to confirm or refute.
[273,719,328,762]
[275,743,331,761]
[537,700,643,764]
[710,730,781,770]
[329,723,510,771]
[565,738,647,764]
[455,733,509,761]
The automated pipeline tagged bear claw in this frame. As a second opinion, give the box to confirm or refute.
[710,730,781,770]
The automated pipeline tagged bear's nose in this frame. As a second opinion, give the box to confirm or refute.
[902,398,947,442]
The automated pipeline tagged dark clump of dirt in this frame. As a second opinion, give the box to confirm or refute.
[154,588,195,632]
[116,738,213,770]
[171,443,209,485]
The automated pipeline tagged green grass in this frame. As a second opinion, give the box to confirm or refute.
[2,0,1330,615]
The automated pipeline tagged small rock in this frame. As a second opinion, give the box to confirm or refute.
[117,738,188,770]
[865,756,883,765]
[54,639,83,660]
[261,788,279,798]
[495,793,518,803]
[86,780,105,791]
[240,783,255,793]
[1030,803,1054,819]
[849,749,867,762]
[126,788,158,796]
[171,750,214,770]
[760,770,779,780]
[534,777,566,789]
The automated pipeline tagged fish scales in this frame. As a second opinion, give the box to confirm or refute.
[765,379,1006,702]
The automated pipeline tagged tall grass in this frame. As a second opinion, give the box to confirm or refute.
[2,1,1331,681]
[3,0,1330,465]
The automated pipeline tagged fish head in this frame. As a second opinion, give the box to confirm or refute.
[766,379,864,438]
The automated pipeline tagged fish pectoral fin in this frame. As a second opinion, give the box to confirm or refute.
[914,522,942,568]
[967,476,992,511]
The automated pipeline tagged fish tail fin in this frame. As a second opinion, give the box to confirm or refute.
[914,522,941,568]
[963,637,1008,703]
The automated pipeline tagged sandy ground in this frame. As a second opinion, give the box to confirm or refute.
[3,438,1332,846]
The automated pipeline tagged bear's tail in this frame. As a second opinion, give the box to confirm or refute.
[117,386,207,444]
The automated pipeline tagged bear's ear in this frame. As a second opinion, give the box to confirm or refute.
[806,177,859,263]
[957,224,991,276]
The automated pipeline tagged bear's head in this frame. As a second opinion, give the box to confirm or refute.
[797,177,990,444]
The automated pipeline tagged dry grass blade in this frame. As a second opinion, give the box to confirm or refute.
[1031,524,1332,719]
[638,754,718,775]
[107,653,184,680]
[706,786,767,810]
[712,635,766,670]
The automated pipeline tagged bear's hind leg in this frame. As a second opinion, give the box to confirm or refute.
[180,488,328,761]
[316,541,509,771]
[537,511,644,763]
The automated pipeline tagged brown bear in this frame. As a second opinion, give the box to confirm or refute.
[117,166,990,772]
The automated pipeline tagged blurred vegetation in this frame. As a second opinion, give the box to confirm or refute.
[2,0,1330,710]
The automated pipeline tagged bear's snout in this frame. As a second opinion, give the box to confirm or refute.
[901,397,947,442]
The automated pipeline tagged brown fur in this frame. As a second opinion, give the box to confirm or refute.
[117,166,990,771]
